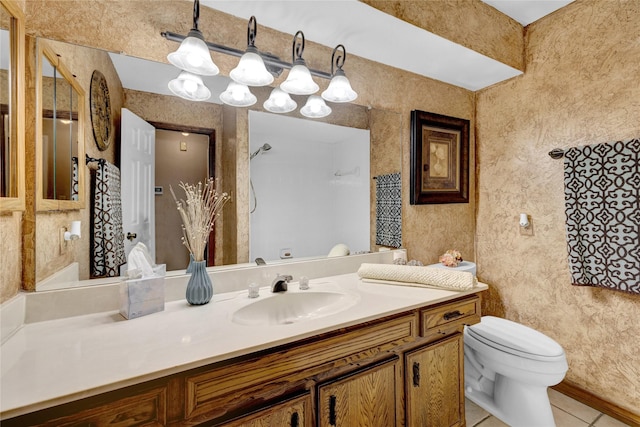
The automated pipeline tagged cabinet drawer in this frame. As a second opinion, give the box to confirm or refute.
[420,296,480,337]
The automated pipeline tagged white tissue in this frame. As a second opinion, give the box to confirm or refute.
[126,242,156,279]
[121,242,165,319]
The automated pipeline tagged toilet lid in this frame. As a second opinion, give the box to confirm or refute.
[466,316,565,359]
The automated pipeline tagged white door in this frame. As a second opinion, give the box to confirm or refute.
[120,108,156,265]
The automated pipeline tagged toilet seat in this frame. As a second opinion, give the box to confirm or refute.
[466,316,564,361]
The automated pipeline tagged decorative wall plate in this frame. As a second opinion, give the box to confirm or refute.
[90,70,113,151]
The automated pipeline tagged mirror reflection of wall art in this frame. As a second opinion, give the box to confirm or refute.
[90,70,113,150]
[409,110,469,204]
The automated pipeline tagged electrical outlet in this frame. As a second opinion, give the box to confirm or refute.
[60,227,68,254]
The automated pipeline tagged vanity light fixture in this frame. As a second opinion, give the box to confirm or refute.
[220,81,257,107]
[162,0,360,117]
[168,71,212,101]
[263,87,297,113]
[167,0,219,76]
[321,45,358,103]
[280,31,319,96]
[300,95,331,118]
[230,16,274,87]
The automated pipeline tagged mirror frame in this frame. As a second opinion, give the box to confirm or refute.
[0,0,25,212]
[36,39,86,211]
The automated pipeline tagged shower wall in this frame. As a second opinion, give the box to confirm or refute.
[249,120,370,262]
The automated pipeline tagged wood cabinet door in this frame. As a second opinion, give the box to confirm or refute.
[405,333,465,427]
[317,357,399,427]
[220,393,311,427]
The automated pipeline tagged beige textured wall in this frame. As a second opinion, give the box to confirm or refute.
[476,0,640,413]
[0,212,22,301]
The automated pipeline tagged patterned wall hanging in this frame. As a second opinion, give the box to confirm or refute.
[563,138,640,294]
[375,172,402,248]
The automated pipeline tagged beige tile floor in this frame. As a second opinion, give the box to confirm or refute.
[466,389,632,427]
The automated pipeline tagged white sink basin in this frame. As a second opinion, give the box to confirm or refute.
[231,291,359,326]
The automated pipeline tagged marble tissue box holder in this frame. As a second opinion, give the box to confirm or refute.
[119,270,166,320]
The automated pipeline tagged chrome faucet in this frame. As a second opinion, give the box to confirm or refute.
[271,274,292,293]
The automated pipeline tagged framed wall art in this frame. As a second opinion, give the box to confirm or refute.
[410,110,470,204]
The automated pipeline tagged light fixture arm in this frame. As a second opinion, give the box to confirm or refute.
[192,0,200,31]
[292,30,306,63]
[331,44,346,76]
[247,16,257,48]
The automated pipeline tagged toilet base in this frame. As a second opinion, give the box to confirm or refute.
[465,374,556,427]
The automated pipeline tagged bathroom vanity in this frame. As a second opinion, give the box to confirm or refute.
[1,270,486,426]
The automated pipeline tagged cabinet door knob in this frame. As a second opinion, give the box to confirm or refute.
[413,362,420,387]
[329,394,337,426]
[291,411,299,427]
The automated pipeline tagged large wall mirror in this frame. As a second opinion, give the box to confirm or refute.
[0,0,24,212]
[33,37,401,291]
[36,40,85,210]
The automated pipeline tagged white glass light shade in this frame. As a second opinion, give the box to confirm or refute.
[280,63,319,95]
[300,95,331,118]
[220,82,257,107]
[230,49,274,86]
[263,88,297,113]
[321,74,357,103]
[167,31,219,76]
[168,71,211,101]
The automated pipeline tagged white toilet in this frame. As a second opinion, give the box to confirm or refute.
[464,316,568,427]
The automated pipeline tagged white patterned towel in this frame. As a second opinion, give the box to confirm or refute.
[357,263,476,291]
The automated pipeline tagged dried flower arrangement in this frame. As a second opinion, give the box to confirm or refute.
[439,249,463,267]
[170,178,230,262]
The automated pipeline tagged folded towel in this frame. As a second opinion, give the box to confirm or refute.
[357,263,476,291]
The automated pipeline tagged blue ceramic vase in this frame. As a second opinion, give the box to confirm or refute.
[186,260,213,305]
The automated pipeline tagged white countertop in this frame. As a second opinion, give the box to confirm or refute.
[0,273,487,418]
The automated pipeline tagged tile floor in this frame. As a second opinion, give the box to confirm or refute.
[466,389,632,427]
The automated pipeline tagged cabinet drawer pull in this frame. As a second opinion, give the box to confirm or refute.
[291,411,299,427]
[443,310,463,320]
[412,362,420,387]
[329,395,337,426]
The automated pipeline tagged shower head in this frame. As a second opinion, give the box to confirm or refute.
[250,143,273,160]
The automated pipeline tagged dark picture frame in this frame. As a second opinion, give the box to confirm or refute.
[410,110,470,204]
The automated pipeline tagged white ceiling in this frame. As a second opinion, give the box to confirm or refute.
[481,0,573,26]
[113,0,574,103]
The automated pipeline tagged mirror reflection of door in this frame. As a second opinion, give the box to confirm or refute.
[120,108,156,269]
[121,108,214,272]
